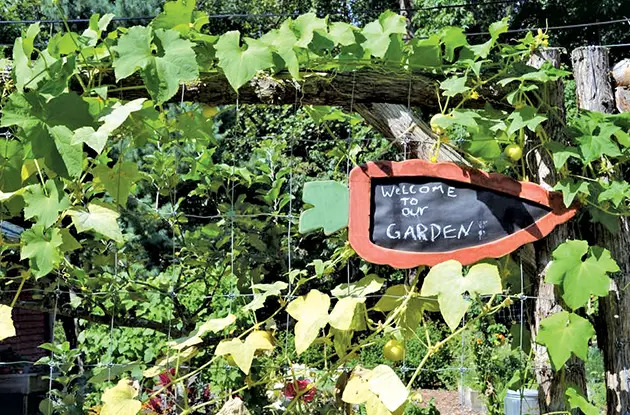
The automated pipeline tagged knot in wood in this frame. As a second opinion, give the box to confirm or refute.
[253,76,287,104]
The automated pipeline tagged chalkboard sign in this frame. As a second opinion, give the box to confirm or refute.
[349,160,577,268]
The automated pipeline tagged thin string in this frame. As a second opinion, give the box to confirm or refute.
[284,88,298,362]
[346,71,356,298]
[519,253,525,414]
[107,134,127,382]
[46,283,60,412]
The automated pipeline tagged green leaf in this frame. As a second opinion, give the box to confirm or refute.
[374,285,438,338]
[146,29,199,103]
[243,281,288,312]
[113,27,198,103]
[553,178,589,208]
[49,125,83,178]
[506,106,547,136]
[566,387,600,415]
[329,22,357,46]
[546,141,582,169]
[112,26,153,80]
[440,76,469,98]
[286,289,330,354]
[598,180,629,208]
[152,0,209,34]
[368,365,408,412]
[537,311,594,369]
[421,260,502,331]
[430,111,479,130]
[331,274,385,298]
[1,92,93,178]
[440,27,467,62]
[260,21,300,79]
[101,379,141,415]
[0,140,24,192]
[488,18,509,39]
[20,225,63,277]
[589,205,620,234]
[23,181,69,228]
[69,202,123,243]
[409,36,441,68]
[361,11,406,59]
[578,131,622,163]
[59,228,81,252]
[546,240,619,310]
[92,162,143,207]
[299,181,349,235]
[215,31,274,91]
[292,13,328,48]
[0,305,16,341]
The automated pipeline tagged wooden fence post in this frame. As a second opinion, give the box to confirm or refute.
[527,48,587,414]
[572,45,630,415]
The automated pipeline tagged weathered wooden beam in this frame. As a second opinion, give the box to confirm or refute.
[2,66,506,109]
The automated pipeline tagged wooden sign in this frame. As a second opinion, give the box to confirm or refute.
[348,160,577,268]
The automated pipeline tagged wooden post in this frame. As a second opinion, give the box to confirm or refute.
[572,46,630,415]
[527,48,587,414]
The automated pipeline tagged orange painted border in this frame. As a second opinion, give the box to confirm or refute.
[348,160,577,268]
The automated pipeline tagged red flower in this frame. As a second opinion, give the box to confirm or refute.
[283,379,317,403]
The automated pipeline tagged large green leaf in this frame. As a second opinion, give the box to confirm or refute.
[421,260,501,331]
[113,27,198,103]
[20,225,63,277]
[361,11,406,59]
[1,92,92,178]
[292,13,328,49]
[215,31,274,91]
[553,178,589,208]
[506,106,547,136]
[299,181,349,235]
[286,289,330,354]
[260,21,300,79]
[566,387,600,415]
[92,161,143,207]
[537,311,594,369]
[151,0,208,34]
[546,240,618,310]
[69,202,123,243]
[23,181,69,228]
[0,139,24,192]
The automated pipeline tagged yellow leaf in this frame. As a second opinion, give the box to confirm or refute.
[368,365,408,412]
[342,368,373,404]
[245,330,274,351]
[329,297,365,331]
[101,379,141,415]
[169,314,236,350]
[0,305,16,341]
[215,338,256,374]
[286,289,330,354]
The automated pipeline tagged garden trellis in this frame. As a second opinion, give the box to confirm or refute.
[0,1,629,414]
